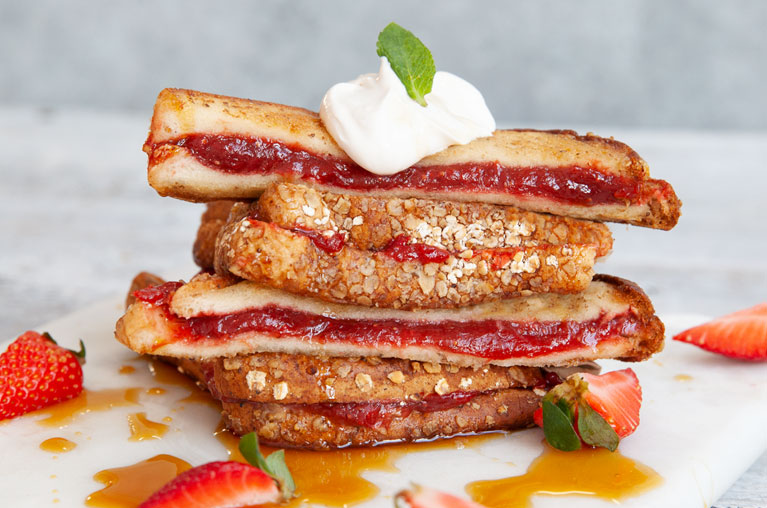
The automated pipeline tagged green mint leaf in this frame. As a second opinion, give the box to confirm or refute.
[239,432,296,499]
[542,399,581,451]
[376,22,435,106]
[577,402,620,452]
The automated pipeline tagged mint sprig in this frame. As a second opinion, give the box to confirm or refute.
[376,22,436,107]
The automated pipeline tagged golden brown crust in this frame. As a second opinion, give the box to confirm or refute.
[257,182,613,257]
[215,217,597,309]
[144,89,681,229]
[193,201,237,270]
[591,274,665,360]
[221,388,540,449]
[212,353,542,404]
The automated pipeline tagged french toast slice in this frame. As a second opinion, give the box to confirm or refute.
[215,210,598,309]
[210,353,542,405]
[221,388,540,449]
[144,88,680,229]
[256,182,614,256]
[115,273,664,368]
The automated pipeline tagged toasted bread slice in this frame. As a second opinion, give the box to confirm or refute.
[215,214,597,309]
[221,388,539,449]
[211,353,542,405]
[144,88,680,229]
[114,273,664,368]
[256,182,614,257]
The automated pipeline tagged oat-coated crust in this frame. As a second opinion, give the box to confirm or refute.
[212,353,542,404]
[257,182,613,257]
[144,89,681,229]
[221,388,540,449]
[215,217,597,310]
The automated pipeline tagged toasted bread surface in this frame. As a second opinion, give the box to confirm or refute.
[221,388,540,449]
[114,273,664,367]
[211,353,542,404]
[215,217,597,309]
[256,182,613,256]
[144,89,681,229]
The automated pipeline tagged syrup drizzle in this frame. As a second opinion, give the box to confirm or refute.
[466,442,662,508]
[127,412,169,441]
[144,358,219,408]
[214,421,502,507]
[85,454,191,508]
[30,388,141,427]
[40,437,77,453]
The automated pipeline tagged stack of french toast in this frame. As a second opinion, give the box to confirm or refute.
[116,88,680,449]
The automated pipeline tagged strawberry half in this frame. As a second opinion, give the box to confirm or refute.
[673,303,767,361]
[139,432,294,508]
[396,485,487,508]
[533,368,642,451]
[0,331,85,420]
[138,461,280,508]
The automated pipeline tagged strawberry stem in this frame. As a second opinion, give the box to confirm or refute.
[70,340,86,365]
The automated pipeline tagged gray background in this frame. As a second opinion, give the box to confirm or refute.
[2,0,766,129]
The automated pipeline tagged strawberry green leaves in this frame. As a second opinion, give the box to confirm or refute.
[577,402,619,451]
[239,432,295,499]
[536,369,640,452]
[542,399,581,451]
[376,22,436,106]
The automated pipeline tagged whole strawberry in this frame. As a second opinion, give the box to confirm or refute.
[0,331,85,420]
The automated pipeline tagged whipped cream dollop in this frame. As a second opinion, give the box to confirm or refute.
[320,57,496,175]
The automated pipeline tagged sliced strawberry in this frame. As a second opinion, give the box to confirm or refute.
[138,461,280,508]
[579,369,642,438]
[535,368,642,451]
[138,432,293,508]
[673,303,767,361]
[396,485,487,508]
[0,331,85,420]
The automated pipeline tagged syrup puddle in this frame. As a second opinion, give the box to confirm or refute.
[215,421,502,507]
[29,388,141,427]
[85,454,191,508]
[40,437,77,453]
[127,412,168,441]
[118,365,136,375]
[674,374,693,382]
[466,442,663,508]
[144,358,219,408]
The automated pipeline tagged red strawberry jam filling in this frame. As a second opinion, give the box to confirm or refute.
[289,226,347,254]
[381,235,451,264]
[156,134,649,206]
[134,282,642,361]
